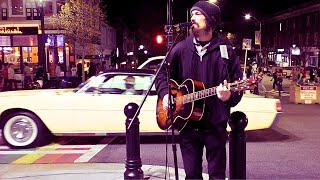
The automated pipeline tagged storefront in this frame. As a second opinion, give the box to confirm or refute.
[0,26,39,72]
[0,25,72,78]
[45,33,72,77]
[267,48,290,67]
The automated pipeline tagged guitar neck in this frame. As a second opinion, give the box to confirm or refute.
[183,86,217,104]
[179,79,253,105]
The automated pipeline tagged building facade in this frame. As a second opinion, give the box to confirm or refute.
[262,0,320,67]
[0,0,116,77]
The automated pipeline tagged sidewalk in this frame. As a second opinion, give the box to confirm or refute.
[0,163,209,180]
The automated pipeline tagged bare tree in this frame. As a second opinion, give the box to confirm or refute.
[49,0,106,81]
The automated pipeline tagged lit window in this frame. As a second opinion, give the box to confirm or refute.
[0,36,11,46]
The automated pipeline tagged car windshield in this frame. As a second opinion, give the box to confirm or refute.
[72,73,156,95]
[73,76,105,93]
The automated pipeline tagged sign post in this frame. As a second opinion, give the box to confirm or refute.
[242,38,252,77]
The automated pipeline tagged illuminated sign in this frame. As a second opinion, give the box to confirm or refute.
[0,27,23,34]
[291,48,301,55]
[0,27,38,35]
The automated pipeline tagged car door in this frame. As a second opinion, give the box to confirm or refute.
[54,73,159,134]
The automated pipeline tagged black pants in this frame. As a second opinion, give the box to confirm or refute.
[272,79,277,89]
[179,126,227,179]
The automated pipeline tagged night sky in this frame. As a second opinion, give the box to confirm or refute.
[103,0,315,48]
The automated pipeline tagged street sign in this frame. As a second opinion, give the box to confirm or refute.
[242,38,252,50]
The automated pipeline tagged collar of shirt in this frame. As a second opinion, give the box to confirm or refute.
[193,38,211,62]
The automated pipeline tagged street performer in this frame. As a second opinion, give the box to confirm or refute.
[155,1,243,179]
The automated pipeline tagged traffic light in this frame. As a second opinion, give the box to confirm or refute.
[156,35,164,44]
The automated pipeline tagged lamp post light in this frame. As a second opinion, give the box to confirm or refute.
[245,14,262,66]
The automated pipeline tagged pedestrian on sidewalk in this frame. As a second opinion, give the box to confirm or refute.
[277,69,284,97]
[270,68,278,91]
[7,63,17,90]
[1,63,8,91]
[253,67,266,97]
[23,62,32,89]
[316,67,320,83]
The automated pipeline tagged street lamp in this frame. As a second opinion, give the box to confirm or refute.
[36,0,46,73]
[245,14,262,66]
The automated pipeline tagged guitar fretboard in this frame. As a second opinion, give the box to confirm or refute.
[183,87,217,104]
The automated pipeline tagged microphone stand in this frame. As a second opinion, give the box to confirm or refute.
[165,1,179,178]
[127,28,187,180]
[128,2,185,180]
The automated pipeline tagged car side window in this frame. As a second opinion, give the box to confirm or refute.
[98,74,156,95]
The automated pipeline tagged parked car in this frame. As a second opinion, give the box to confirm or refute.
[0,69,282,149]
[138,56,165,70]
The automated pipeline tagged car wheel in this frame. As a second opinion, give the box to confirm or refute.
[2,112,48,149]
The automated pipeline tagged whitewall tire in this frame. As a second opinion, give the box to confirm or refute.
[2,112,47,149]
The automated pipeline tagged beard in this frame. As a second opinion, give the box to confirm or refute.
[190,24,212,37]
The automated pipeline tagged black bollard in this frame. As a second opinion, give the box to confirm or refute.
[228,111,248,180]
[124,103,144,179]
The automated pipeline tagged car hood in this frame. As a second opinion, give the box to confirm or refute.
[0,89,75,97]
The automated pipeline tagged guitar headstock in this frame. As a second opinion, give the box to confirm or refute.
[229,77,256,92]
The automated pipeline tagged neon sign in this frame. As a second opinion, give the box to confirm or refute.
[0,27,23,34]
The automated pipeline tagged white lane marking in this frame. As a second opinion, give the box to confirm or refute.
[0,150,88,155]
[74,144,107,163]
[44,145,96,148]
[0,146,10,150]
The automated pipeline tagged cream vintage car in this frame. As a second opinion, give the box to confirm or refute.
[0,69,282,149]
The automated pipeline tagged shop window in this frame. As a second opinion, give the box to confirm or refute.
[2,47,20,65]
[13,35,38,46]
[22,47,38,63]
[56,35,64,47]
[0,36,11,46]
[9,0,25,17]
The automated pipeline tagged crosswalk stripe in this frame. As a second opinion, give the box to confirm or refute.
[12,154,45,164]
[44,145,96,149]
[0,149,88,155]
[74,144,107,163]
[0,146,10,150]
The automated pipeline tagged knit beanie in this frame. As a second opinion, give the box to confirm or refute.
[190,1,221,28]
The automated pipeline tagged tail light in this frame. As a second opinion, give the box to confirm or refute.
[276,101,282,112]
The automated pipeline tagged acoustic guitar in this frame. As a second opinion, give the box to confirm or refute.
[156,78,255,132]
